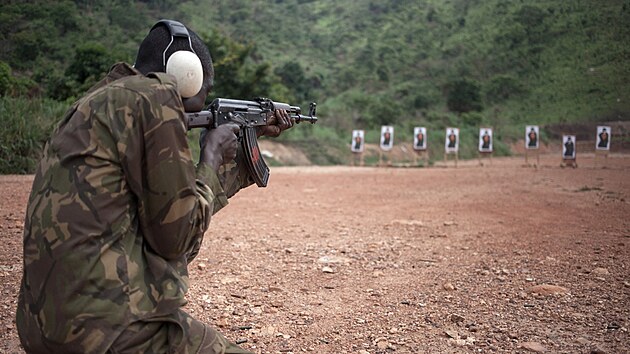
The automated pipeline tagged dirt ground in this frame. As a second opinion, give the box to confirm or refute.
[1,153,629,353]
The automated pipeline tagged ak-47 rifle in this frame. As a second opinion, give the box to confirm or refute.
[185,97,317,187]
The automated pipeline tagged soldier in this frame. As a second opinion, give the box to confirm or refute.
[16,20,294,354]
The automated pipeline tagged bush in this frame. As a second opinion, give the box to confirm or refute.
[485,74,526,104]
[0,61,11,96]
[0,97,65,174]
[446,79,483,114]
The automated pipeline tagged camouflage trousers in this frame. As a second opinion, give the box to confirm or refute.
[109,309,253,354]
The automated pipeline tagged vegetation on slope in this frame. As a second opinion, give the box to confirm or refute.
[1,0,628,172]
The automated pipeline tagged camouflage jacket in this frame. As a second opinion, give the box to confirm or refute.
[16,63,253,353]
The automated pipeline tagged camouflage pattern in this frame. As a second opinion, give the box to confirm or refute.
[109,309,253,354]
[16,63,253,353]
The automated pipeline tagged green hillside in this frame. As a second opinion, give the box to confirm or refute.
[187,0,630,125]
[1,0,629,172]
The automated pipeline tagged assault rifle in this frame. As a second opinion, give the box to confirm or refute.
[185,97,318,187]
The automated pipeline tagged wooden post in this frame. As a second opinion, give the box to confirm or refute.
[478,151,493,166]
[525,149,532,165]
[561,158,577,168]
[594,150,608,168]
[561,154,575,168]
[351,152,364,167]
[379,150,392,167]
[415,150,429,167]
[525,149,540,167]
[444,151,458,167]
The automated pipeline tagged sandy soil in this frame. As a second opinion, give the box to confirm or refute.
[1,154,629,353]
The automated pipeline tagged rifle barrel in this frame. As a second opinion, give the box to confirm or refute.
[293,114,317,124]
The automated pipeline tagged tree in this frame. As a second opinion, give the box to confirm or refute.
[65,43,115,86]
[202,31,289,102]
[485,74,526,104]
[274,61,309,103]
[46,43,117,100]
[447,79,483,114]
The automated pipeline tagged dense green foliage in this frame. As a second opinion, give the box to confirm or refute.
[187,0,629,127]
[0,97,66,173]
[1,0,628,172]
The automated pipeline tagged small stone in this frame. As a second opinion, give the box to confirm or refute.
[215,318,229,328]
[443,282,456,291]
[277,332,291,339]
[576,337,590,345]
[449,338,467,346]
[322,266,334,273]
[450,314,465,323]
[591,267,609,276]
[444,329,458,339]
[375,337,388,349]
[261,326,275,336]
[520,341,546,352]
[528,284,568,295]
[607,322,620,330]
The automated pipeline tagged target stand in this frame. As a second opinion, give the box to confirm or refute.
[443,151,458,168]
[594,150,609,168]
[561,158,578,168]
[350,151,364,167]
[525,149,540,168]
[414,150,429,167]
[478,151,493,166]
[379,150,393,167]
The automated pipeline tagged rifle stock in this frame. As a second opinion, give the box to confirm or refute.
[185,97,317,187]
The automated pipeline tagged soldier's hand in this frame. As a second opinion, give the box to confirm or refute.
[199,123,240,171]
[256,109,295,137]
